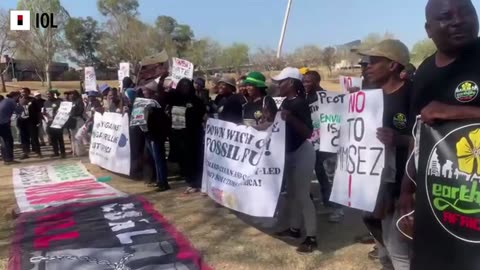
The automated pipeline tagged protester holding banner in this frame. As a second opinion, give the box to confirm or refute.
[357,39,413,270]
[303,70,346,223]
[213,77,246,124]
[141,81,171,192]
[242,72,277,126]
[272,67,318,253]
[169,78,207,194]
[43,90,66,158]
[400,1,480,269]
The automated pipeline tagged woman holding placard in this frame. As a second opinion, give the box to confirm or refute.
[273,67,318,253]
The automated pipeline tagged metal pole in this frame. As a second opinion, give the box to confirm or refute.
[276,0,293,59]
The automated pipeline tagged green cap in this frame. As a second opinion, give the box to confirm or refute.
[358,39,410,67]
[244,71,267,88]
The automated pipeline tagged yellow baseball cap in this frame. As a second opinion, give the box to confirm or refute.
[358,39,410,67]
[299,67,309,75]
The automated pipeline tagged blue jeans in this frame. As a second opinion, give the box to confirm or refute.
[145,138,168,187]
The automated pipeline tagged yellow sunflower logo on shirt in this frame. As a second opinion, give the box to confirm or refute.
[455,81,479,103]
[393,113,407,129]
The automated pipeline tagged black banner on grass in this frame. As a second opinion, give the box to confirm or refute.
[9,196,210,270]
[412,121,480,270]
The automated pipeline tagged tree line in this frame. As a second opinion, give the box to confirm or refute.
[0,0,437,91]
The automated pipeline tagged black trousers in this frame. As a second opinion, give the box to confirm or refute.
[129,126,145,179]
[48,127,65,155]
[171,130,204,189]
[362,211,384,246]
[314,151,338,207]
[19,121,41,155]
[0,123,14,162]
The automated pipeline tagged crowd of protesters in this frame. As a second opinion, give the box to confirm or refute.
[0,0,478,268]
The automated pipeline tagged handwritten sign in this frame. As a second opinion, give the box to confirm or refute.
[50,101,72,129]
[171,106,187,130]
[171,57,194,89]
[339,76,362,93]
[118,62,130,90]
[84,67,97,92]
[330,90,385,212]
[317,91,346,153]
[90,112,131,175]
[130,98,161,128]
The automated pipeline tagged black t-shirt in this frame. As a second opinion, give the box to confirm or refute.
[215,94,246,124]
[242,96,277,125]
[410,39,480,122]
[280,96,313,153]
[306,88,325,105]
[382,82,413,197]
[409,39,480,270]
[18,97,42,126]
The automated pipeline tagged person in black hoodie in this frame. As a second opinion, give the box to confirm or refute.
[17,88,42,159]
[170,78,207,194]
[142,81,171,192]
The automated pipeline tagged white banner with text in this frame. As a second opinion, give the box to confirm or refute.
[89,112,131,175]
[202,115,285,217]
[330,90,385,212]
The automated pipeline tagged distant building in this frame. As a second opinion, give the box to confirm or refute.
[0,55,69,81]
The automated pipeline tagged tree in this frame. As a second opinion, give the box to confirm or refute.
[172,24,194,57]
[155,15,176,35]
[65,17,101,67]
[322,46,337,74]
[411,38,437,64]
[288,45,322,67]
[97,0,162,72]
[250,48,285,71]
[0,9,15,92]
[98,17,162,72]
[218,43,250,71]
[97,0,138,21]
[184,38,222,70]
[15,0,69,88]
[154,15,194,57]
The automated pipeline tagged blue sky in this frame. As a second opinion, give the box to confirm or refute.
[3,0,480,52]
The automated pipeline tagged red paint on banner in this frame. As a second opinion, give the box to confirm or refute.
[25,179,116,205]
[349,92,366,113]
[348,174,352,207]
[34,232,80,249]
[33,211,79,249]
